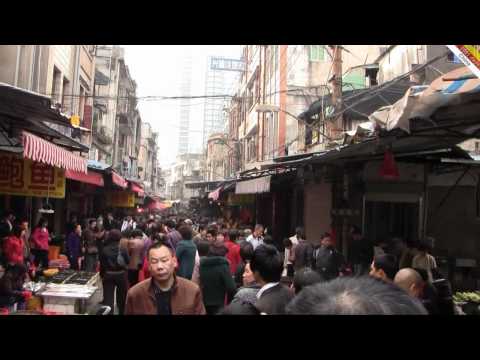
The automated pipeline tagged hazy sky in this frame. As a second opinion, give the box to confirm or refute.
[123,45,242,167]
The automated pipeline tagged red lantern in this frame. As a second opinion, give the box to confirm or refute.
[379,150,399,180]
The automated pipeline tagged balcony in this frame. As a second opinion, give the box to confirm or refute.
[93,125,113,145]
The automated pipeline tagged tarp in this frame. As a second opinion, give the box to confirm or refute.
[111,171,128,189]
[65,169,104,187]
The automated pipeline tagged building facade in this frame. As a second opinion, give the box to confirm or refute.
[205,133,228,181]
[138,121,159,194]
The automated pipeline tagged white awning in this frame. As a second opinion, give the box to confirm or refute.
[235,176,271,195]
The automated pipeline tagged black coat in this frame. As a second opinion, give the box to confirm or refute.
[294,240,314,271]
[313,246,346,280]
[255,284,294,315]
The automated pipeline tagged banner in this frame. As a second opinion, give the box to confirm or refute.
[0,153,65,198]
[106,190,135,208]
[227,193,255,205]
[447,45,480,78]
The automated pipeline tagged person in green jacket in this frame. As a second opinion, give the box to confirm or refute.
[175,225,197,280]
[199,240,236,315]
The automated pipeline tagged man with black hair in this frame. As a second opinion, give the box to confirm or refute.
[205,228,217,243]
[293,268,324,295]
[165,220,182,249]
[82,219,99,272]
[286,275,428,315]
[175,225,197,280]
[246,224,264,250]
[293,228,313,272]
[348,226,374,276]
[313,233,346,281]
[250,244,294,315]
[125,242,206,315]
[369,254,398,283]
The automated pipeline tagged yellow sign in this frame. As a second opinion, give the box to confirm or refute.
[70,115,80,127]
[106,191,135,208]
[0,153,65,198]
[447,45,480,78]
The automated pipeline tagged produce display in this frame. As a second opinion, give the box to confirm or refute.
[43,268,59,277]
[453,291,480,304]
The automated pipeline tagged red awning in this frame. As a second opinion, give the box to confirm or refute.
[65,169,104,187]
[208,187,221,201]
[111,172,128,189]
[22,131,87,173]
[130,182,144,197]
[147,200,168,210]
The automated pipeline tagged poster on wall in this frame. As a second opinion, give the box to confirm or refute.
[0,153,65,198]
[106,191,135,208]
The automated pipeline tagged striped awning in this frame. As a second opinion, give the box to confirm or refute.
[65,169,104,187]
[130,182,145,197]
[22,131,87,173]
[208,187,221,201]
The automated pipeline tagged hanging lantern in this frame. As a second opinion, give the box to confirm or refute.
[379,149,399,180]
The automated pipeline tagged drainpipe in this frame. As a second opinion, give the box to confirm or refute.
[14,45,21,87]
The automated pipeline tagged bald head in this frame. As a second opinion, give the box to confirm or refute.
[394,268,423,298]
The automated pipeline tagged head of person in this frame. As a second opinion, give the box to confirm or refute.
[394,268,424,299]
[321,233,333,249]
[147,242,177,287]
[239,241,254,263]
[215,233,225,246]
[287,276,428,315]
[178,225,193,241]
[3,210,15,223]
[130,229,144,240]
[370,254,398,282]
[37,218,48,229]
[228,229,238,243]
[74,224,82,236]
[19,220,29,232]
[96,216,104,229]
[253,224,264,238]
[293,269,325,295]
[418,238,434,254]
[242,261,255,286]
[121,229,132,242]
[244,228,252,238]
[350,225,362,241]
[295,227,305,239]
[107,212,114,221]
[152,233,168,245]
[206,228,217,243]
[197,239,210,257]
[283,238,293,249]
[106,229,122,244]
[198,225,207,237]
[250,244,283,286]
[184,219,193,227]
[89,219,97,230]
[165,219,175,231]
[126,215,132,222]
[263,235,274,246]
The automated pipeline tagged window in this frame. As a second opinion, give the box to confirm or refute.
[61,77,70,112]
[51,66,62,105]
[309,45,324,62]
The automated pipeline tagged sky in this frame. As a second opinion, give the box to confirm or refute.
[123,45,242,167]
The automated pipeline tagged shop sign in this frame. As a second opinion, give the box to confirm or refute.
[447,45,480,78]
[106,190,135,208]
[227,193,255,205]
[0,153,65,198]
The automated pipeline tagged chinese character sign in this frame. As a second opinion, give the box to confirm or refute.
[0,153,65,198]
[106,191,135,208]
[447,45,480,78]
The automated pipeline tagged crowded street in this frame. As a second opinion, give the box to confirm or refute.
[1,44,480,315]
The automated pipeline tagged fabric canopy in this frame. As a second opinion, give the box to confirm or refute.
[130,182,145,197]
[111,172,128,189]
[65,169,104,187]
[235,176,271,195]
[208,187,221,201]
[22,131,87,173]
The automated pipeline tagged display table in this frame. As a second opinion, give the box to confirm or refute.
[26,271,102,315]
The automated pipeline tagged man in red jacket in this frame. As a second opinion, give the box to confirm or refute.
[225,229,241,275]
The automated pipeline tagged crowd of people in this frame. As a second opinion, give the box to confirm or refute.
[0,208,458,315]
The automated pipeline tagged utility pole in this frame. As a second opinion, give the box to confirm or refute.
[329,45,343,140]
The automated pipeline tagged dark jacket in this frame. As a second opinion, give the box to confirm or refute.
[348,238,374,266]
[99,241,129,275]
[294,239,313,271]
[82,229,98,254]
[175,240,197,280]
[255,284,294,315]
[199,256,236,307]
[313,246,346,280]
[66,232,82,259]
[168,230,182,249]
[125,276,206,315]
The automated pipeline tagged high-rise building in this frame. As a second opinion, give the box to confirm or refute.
[177,54,193,155]
[202,56,243,150]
